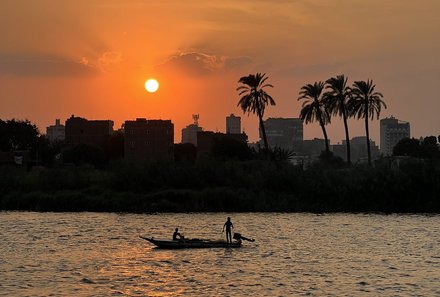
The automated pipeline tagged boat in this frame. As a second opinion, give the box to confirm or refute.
[139,233,254,249]
[139,236,242,249]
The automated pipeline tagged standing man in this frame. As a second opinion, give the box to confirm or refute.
[222,217,234,243]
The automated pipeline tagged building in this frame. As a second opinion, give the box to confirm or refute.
[46,119,66,143]
[124,118,174,162]
[380,116,410,156]
[65,115,114,149]
[261,118,303,151]
[333,136,380,162]
[181,114,203,146]
[46,119,65,143]
[197,131,248,158]
[301,138,328,160]
[226,114,241,134]
[332,143,346,161]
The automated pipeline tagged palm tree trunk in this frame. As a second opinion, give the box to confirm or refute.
[365,104,371,166]
[257,108,269,152]
[319,118,330,155]
[342,110,351,164]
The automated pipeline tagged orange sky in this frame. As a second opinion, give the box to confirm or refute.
[1,0,439,144]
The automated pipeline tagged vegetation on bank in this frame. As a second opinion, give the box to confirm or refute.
[1,157,439,213]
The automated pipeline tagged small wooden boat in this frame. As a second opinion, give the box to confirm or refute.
[139,236,242,249]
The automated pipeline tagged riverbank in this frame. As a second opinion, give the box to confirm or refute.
[1,158,439,213]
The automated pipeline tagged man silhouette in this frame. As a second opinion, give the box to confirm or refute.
[222,217,234,243]
[172,228,183,241]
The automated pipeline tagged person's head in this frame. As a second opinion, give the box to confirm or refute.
[175,228,178,232]
[227,217,231,221]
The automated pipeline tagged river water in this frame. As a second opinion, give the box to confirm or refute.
[0,212,439,296]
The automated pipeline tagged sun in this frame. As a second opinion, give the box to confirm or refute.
[145,79,159,93]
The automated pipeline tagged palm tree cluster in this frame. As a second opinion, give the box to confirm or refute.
[236,73,386,166]
[298,75,386,166]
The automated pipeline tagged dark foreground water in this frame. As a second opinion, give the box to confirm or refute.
[0,212,439,296]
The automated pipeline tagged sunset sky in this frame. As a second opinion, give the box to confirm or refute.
[0,0,439,144]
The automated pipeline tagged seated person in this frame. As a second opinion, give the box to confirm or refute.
[172,228,184,240]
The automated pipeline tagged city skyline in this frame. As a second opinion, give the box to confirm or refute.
[1,1,439,143]
[44,114,413,150]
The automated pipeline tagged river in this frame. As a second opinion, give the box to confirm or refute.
[0,212,439,296]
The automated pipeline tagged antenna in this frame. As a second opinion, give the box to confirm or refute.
[192,114,199,126]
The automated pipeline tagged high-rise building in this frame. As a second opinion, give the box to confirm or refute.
[124,118,174,162]
[46,119,65,143]
[261,118,303,150]
[65,115,114,149]
[181,114,203,146]
[380,116,410,156]
[226,114,241,134]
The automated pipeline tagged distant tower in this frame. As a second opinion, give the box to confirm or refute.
[226,114,241,134]
[46,119,65,143]
[380,116,410,156]
[193,114,199,126]
[182,115,203,146]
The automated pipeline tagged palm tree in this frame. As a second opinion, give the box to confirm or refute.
[237,73,275,151]
[324,75,352,164]
[298,81,331,155]
[349,79,387,165]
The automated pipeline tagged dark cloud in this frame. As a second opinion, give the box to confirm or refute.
[155,52,252,76]
[0,53,98,77]
[224,56,252,70]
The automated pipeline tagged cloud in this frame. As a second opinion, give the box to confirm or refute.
[97,51,123,72]
[156,52,252,76]
[0,53,98,77]
[224,56,253,70]
[0,50,125,77]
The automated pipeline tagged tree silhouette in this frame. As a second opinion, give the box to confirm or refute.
[298,81,331,155]
[0,119,39,151]
[237,73,275,151]
[394,136,440,159]
[324,75,352,164]
[421,136,440,159]
[393,138,420,157]
[349,79,386,165]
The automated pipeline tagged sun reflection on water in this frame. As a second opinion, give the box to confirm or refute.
[0,212,439,296]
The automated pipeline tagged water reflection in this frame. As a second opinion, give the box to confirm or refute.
[0,212,439,296]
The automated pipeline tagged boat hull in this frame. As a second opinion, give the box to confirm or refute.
[139,236,241,249]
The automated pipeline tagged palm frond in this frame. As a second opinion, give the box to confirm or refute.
[351,79,386,120]
[236,73,276,117]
